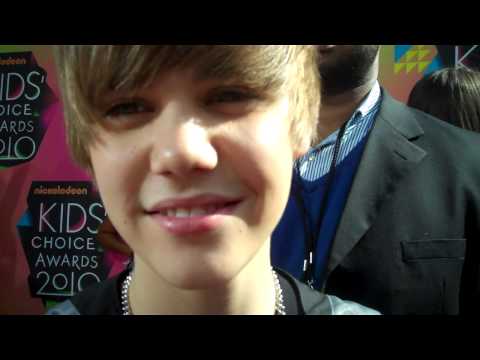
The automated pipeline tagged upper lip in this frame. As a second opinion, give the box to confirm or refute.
[145,194,243,213]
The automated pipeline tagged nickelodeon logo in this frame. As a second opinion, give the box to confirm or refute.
[33,185,88,196]
[0,56,27,66]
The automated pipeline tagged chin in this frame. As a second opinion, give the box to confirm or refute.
[157,262,238,291]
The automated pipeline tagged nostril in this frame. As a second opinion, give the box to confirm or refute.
[150,146,217,177]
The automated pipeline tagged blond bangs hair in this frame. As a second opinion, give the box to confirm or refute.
[53,45,320,168]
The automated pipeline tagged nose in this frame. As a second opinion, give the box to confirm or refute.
[149,107,218,178]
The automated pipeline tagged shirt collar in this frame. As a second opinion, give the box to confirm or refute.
[356,80,381,117]
[318,81,380,148]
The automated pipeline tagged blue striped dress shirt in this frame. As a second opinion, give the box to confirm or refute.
[271,82,383,288]
[298,81,381,182]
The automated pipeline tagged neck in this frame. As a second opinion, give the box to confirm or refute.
[128,241,276,315]
[317,58,379,141]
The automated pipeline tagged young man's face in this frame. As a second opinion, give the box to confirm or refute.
[88,68,299,289]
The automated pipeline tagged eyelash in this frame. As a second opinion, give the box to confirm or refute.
[104,101,152,118]
[205,88,259,105]
[103,87,261,120]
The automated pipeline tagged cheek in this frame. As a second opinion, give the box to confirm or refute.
[216,113,294,220]
[88,136,148,217]
[247,121,293,193]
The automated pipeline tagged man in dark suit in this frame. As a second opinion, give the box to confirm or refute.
[271,45,480,314]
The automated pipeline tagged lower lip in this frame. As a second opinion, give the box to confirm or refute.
[148,202,241,236]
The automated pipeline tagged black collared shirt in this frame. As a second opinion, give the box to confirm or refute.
[46,268,379,315]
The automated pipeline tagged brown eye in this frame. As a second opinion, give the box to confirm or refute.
[105,101,152,118]
[204,87,262,117]
[206,88,258,105]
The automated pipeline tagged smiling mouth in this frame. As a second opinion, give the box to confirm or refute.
[146,198,243,236]
[150,201,242,218]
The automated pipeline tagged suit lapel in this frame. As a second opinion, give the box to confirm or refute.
[326,91,427,276]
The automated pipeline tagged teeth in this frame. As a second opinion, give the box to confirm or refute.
[190,207,207,216]
[175,208,190,218]
[163,205,220,218]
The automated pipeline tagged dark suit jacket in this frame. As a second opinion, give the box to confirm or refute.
[323,91,480,314]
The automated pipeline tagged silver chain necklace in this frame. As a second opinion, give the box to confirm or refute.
[121,268,286,315]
